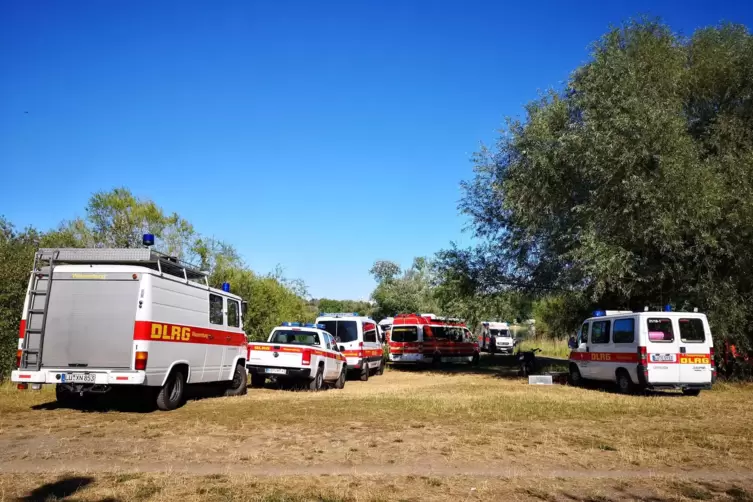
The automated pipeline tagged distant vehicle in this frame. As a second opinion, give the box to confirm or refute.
[569,309,716,395]
[315,313,385,381]
[387,314,479,365]
[378,317,393,338]
[246,323,347,390]
[11,242,249,411]
[476,321,515,354]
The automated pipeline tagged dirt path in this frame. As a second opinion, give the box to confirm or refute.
[1,459,751,482]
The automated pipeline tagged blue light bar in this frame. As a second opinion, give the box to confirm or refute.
[222,282,230,293]
[281,322,301,327]
[593,310,606,317]
[664,304,672,312]
[143,233,155,247]
[319,312,359,317]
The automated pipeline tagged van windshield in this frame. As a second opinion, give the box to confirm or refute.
[318,320,358,343]
[270,330,320,346]
[490,329,510,337]
[391,326,418,343]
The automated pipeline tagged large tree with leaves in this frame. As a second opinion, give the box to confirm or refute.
[446,20,753,346]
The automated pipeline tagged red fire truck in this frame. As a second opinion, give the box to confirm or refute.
[387,314,479,366]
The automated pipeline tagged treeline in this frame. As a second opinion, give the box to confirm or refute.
[0,188,320,379]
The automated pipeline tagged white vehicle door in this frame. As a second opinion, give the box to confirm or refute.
[676,317,713,385]
[221,298,242,380]
[571,322,592,377]
[612,317,639,383]
[588,319,612,381]
[363,322,380,368]
[322,333,337,379]
[645,316,681,384]
[203,293,226,382]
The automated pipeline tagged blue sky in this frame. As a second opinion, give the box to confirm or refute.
[1,1,751,300]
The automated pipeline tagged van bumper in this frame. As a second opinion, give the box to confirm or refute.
[246,365,311,379]
[11,369,146,385]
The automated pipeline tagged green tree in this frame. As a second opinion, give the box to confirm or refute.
[370,257,439,320]
[451,20,753,348]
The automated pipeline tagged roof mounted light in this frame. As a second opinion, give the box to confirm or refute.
[142,233,155,247]
[222,282,230,293]
[664,304,672,312]
[281,322,301,327]
[593,310,606,317]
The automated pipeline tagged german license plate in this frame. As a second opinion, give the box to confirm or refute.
[265,368,287,375]
[62,373,95,383]
[650,353,675,363]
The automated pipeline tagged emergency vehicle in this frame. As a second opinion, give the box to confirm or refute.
[388,314,479,365]
[378,317,393,338]
[246,323,347,390]
[11,243,249,411]
[568,309,716,395]
[315,313,385,381]
[476,321,515,354]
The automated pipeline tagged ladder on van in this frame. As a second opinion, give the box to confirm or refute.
[19,250,59,371]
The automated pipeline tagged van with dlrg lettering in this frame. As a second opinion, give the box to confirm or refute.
[11,241,249,411]
[315,313,385,381]
[568,309,716,395]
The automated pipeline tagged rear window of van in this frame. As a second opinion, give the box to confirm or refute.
[679,318,705,343]
[647,318,674,342]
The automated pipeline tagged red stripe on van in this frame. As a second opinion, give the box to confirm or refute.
[569,352,639,363]
[18,320,26,339]
[133,321,247,346]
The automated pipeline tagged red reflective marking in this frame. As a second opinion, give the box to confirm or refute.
[115,376,128,381]
[18,319,26,339]
[18,374,31,379]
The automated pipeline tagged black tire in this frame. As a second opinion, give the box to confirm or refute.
[376,360,385,375]
[334,367,346,389]
[471,352,480,366]
[360,361,370,381]
[224,364,248,397]
[55,385,79,407]
[156,369,186,411]
[682,388,701,397]
[309,366,324,391]
[616,370,633,394]
[432,354,441,367]
[569,364,583,386]
[250,373,266,388]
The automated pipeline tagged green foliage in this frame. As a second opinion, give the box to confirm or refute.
[530,294,589,340]
[370,258,439,320]
[451,20,753,347]
[312,299,374,318]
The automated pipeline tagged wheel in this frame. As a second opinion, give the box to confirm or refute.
[224,364,248,397]
[616,370,634,394]
[471,352,480,366]
[682,388,701,397]
[376,360,385,375]
[156,369,186,411]
[55,385,79,407]
[250,373,266,388]
[568,364,583,386]
[359,361,370,381]
[432,354,441,367]
[309,367,324,391]
[334,367,346,389]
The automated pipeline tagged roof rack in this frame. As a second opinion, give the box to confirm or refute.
[37,248,208,284]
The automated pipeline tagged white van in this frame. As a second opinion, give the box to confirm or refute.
[568,310,715,395]
[315,313,385,381]
[476,321,514,354]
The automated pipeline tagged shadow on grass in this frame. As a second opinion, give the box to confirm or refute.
[388,353,569,380]
[15,475,118,502]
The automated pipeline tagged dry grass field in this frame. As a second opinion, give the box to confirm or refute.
[1,357,752,501]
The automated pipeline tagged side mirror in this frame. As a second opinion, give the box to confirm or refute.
[241,301,248,316]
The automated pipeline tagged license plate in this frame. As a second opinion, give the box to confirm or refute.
[650,353,675,363]
[62,373,95,383]
[265,368,287,375]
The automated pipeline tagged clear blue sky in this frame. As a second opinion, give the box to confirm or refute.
[1,1,751,300]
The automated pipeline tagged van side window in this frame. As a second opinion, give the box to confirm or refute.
[577,323,589,345]
[613,319,635,344]
[227,299,240,328]
[647,318,674,342]
[209,294,223,325]
[591,321,610,344]
[363,323,377,343]
[325,334,333,350]
[679,318,705,343]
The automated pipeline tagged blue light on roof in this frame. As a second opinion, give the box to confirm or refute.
[593,310,606,317]
[222,282,230,293]
[316,323,325,329]
[281,322,301,327]
[664,304,672,312]
[142,233,155,247]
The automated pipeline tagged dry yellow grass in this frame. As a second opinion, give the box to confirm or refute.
[1,359,752,500]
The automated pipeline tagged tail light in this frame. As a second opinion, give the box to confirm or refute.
[16,350,22,369]
[17,383,28,390]
[638,346,648,380]
[302,349,311,366]
[359,341,365,358]
[247,345,251,360]
[134,351,148,371]
[710,347,717,377]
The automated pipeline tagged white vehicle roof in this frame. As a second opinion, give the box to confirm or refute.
[378,317,394,326]
[316,313,376,322]
[482,321,510,329]
[585,311,708,322]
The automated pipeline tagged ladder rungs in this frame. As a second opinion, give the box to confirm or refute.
[28,309,45,315]
[25,328,43,334]
[31,290,48,295]
[23,349,40,355]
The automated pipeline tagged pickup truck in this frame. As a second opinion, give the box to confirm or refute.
[246,323,347,391]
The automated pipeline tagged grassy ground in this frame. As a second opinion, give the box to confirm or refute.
[1,356,752,501]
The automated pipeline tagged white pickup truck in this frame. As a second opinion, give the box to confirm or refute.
[246,323,347,391]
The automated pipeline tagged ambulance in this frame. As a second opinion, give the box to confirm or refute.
[388,314,479,365]
[476,321,515,354]
[568,309,716,395]
[315,313,385,381]
[11,241,249,411]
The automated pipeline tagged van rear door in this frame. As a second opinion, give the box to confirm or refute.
[645,317,680,384]
[676,317,713,385]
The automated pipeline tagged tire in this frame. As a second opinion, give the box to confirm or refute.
[471,352,480,366]
[616,370,633,394]
[432,354,441,367]
[250,373,266,388]
[309,366,324,391]
[224,364,248,397]
[682,388,701,397]
[334,367,346,389]
[569,364,583,386]
[156,369,186,411]
[55,385,79,407]
[376,360,385,375]
[359,361,370,381]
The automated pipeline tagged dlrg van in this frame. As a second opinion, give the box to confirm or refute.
[568,310,715,395]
